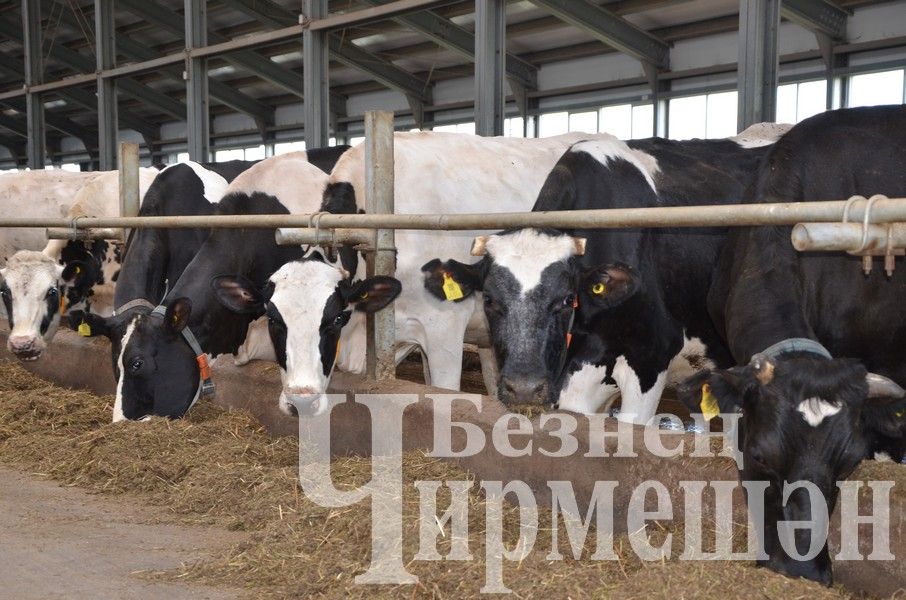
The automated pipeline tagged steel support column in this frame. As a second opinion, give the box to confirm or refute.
[185,0,210,161]
[303,0,330,148]
[95,0,118,170]
[738,0,779,129]
[475,0,505,136]
[22,0,43,168]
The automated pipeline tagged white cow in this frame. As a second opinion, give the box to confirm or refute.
[1,168,158,359]
[0,170,102,266]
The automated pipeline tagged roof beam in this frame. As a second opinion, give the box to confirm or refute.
[327,35,433,104]
[118,0,345,112]
[353,0,539,90]
[0,102,95,141]
[39,0,272,128]
[218,0,430,105]
[781,0,848,40]
[0,14,187,120]
[529,0,669,70]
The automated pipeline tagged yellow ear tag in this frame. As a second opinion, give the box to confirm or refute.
[74,266,81,275]
[592,282,607,295]
[59,293,66,314]
[441,272,464,301]
[78,322,91,337]
[335,340,341,362]
[896,409,904,418]
[360,292,369,300]
[700,383,719,421]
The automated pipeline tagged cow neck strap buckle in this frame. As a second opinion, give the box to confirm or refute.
[150,304,216,413]
[759,337,832,361]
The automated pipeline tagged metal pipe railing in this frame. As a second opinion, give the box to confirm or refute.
[3,196,906,231]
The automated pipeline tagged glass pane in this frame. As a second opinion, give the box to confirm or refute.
[599,104,632,139]
[214,148,244,161]
[244,145,266,160]
[457,122,475,135]
[504,117,525,137]
[706,91,738,138]
[568,111,597,133]
[432,124,459,132]
[539,111,569,137]
[60,163,81,172]
[668,95,707,140]
[349,136,366,146]
[776,83,798,124]
[796,80,827,122]
[176,152,189,163]
[329,137,338,146]
[848,70,905,107]
[631,104,653,139]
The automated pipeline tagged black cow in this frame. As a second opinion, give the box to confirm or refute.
[679,105,906,585]
[423,125,787,422]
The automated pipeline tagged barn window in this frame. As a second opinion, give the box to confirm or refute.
[667,91,737,140]
[847,69,905,108]
[776,80,827,124]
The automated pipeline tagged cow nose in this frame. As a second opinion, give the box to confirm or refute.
[8,335,43,360]
[281,387,322,417]
[500,376,548,406]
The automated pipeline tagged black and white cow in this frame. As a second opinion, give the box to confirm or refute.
[1,168,159,359]
[213,257,401,415]
[676,105,906,585]
[423,124,789,422]
[73,151,345,420]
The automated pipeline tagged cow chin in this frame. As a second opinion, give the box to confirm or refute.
[280,389,329,418]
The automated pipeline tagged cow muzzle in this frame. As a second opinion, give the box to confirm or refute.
[499,375,549,406]
[280,386,328,418]
[7,334,45,361]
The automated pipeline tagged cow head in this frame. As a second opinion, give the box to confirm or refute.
[213,258,401,416]
[677,353,905,586]
[423,229,593,406]
[1,250,89,360]
[67,301,199,421]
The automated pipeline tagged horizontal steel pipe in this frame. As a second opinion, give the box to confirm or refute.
[2,197,906,231]
[45,227,124,241]
[275,227,375,247]
[791,222,906,252]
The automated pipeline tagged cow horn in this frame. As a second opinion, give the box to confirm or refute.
[471,236,489,256]
[866,373,906,398]
[572,237,587,256]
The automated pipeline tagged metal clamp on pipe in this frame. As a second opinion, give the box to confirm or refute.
[791,195,906,276]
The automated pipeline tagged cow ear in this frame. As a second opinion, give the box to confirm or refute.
[66,310,112,339]
[343,276,402,313]
[580,262,640,308]
[421,258,485,302]
[211,275,266,315]
[164,297,192,334]
[61,261,89,286]
[677,368,748,421]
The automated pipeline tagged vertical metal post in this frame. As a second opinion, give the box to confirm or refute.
[475,0,505,136]
[95,0,118,170]
[22,0,44,169]
[364,111,395,381]
[185,0,210,161]
[737,0,779,129]
[118,142,140,240]
[303,0,330,148]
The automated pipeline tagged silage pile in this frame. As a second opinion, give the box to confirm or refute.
[0,361,861,599]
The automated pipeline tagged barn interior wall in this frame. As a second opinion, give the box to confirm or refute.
[21,1,906,167]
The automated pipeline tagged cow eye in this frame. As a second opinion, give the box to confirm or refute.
[46,287,58,299]
[562,294,575,308]
[333,312,350,327]
[129,357,144,373]
[0,287,9,300]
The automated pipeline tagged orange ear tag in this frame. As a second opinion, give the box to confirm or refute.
[197,354,212,380]
[335,340,342,363]
[59,293,65,314]
[565,332,573,349]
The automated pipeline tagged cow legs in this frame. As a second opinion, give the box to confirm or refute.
[476,346,499,398]
[610,356,668,425]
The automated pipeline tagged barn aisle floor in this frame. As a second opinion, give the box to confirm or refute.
[0,465,245,600]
